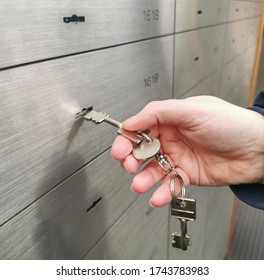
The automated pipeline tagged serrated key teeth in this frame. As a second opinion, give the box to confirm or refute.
[172,232,191,250]
[88,118,103,124]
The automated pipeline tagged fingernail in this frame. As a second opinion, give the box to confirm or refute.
[130,184,137,193]
[149,200,155,208]
[123,161,128,172]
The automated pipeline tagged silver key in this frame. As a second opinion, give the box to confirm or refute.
[76,107,122,128]
[171,198,196,250]
[172,220,191,250]
[76,107,145,144]
[171,197,196,221]
[76,107,161,158]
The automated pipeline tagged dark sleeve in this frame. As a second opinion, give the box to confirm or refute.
[230,184,264,210]
[230,91,264,210]
[248,91,264,114]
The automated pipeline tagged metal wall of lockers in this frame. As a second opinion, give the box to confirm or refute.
[0,0,263,260]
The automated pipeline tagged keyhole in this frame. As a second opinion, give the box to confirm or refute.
[87,197,102,213]
[72,14,78,22]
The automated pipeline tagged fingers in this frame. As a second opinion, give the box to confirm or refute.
[111,135,133,160]
[149,176,173,207]
[131,160,166,193]
[112,100,186,169]
[131,160,173,207]
[150,173,191,207]
[111,135,144,173]
[149,174,189,207]
[112,99,196,207]
[132,163,191,207]
[121,154,144,174]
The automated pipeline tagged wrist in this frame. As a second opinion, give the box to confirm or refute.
[254,112,264,183]
[247,97,264,183]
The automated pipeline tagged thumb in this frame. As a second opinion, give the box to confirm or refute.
[123,99,183,131]
[123,113,158,131]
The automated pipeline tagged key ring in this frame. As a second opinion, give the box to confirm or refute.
[154,153,187,206]
[170,170,186,206]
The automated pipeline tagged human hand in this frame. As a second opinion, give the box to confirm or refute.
[111,96,264,207]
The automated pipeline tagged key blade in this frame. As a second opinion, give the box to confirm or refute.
[84,110,110,124]
[76,107,122,128]
[76,107,110,124]
[172,232,190,250]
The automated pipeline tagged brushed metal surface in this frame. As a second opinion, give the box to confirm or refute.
[202,187,234,259]
[225,83,241,105]
[218,42,257,104]
[238,71,252,108]
[175,0,229,33]
[255,37,264,95]
[228,1,250,22]
[85,193,168,260]
[0,0,175,69]
[230,198,264,260]
[243,44,257,76]
[249,2,263,18]
[180,71,220,99]
[174,25,225,97]
[0,36,174,225]
[223,20,248,65]
[246,17,261,48]
[219,52,245,100]
[0,150,138,259]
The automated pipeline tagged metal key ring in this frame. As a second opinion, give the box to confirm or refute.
[170,171,186,204]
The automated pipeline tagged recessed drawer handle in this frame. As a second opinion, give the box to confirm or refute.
[63,14,85,24]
